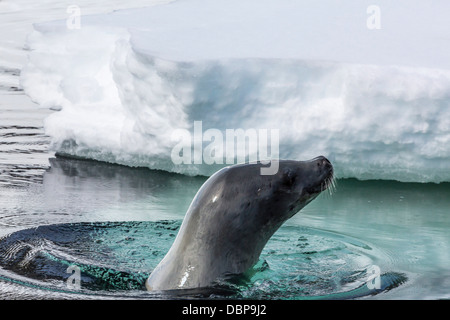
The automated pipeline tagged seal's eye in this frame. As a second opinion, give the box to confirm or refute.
[281,168,296,187]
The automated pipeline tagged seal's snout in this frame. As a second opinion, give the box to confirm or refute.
[308,156,334,194]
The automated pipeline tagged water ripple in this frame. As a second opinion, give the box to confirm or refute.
[0,221,407,299]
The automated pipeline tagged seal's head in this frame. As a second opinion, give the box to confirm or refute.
[146,156,333,291]
[269,156,334,219]
[204,156,334,238]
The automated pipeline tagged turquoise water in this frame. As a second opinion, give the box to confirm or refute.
[0,157,448,299]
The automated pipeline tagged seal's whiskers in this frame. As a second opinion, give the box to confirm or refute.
[321,172,336,196]
[328,176,337,196]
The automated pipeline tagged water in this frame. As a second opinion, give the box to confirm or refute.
[1,0,449,300]
[0,155,448,299]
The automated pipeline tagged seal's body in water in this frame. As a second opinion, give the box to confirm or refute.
[146,157,333,291]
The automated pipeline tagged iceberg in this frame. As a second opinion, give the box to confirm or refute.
[21,0,450,182]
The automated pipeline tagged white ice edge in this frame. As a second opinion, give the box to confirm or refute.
[20,0,450,182]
